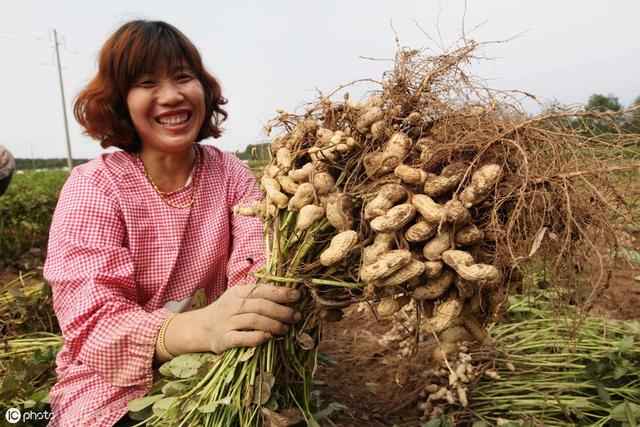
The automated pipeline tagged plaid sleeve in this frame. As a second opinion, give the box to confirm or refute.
[44,170,172,388]
[224,155,267,287]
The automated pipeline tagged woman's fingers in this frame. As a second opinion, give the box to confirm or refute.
[222,330,272,350]
[230,313,290,335]
[235,298,299,324]
[233,284,300,304]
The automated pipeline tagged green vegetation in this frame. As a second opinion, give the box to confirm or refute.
[468,293,640,427]
[14,158,90,170]
[234,143,270,161]
[0,170,68,262]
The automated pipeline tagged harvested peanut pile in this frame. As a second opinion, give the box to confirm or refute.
[132,41,639,426]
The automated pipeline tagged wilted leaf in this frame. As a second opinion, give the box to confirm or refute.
[252,378,272,405]
[365,382,377,395]
[296,332,315,350]
[238,347,256,362]
[619,248,640,263]
[528,226,547,257]
[261,407,302,427]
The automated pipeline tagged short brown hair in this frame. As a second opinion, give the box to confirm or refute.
[74,20,227,152]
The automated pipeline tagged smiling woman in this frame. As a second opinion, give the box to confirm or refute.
[43,20,300,427]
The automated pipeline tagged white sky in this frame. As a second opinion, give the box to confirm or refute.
[0,0,638,159]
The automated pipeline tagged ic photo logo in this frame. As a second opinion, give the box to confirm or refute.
[5,407,54,424]
[5,407,21,424]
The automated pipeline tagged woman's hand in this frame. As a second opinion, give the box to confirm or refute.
[200,284,301,354]
[160,284,301,360]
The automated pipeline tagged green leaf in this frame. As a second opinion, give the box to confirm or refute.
[471,422,489,427]
[152,396,179,417]
[168,354,203,379]
[611,401,640,422]
[127,394,164,412]
[613,364,629,380]
[161,381,188,397]
[225,368,235,384]
[421,419,442,427]
[596,381,611,402]
[618,335,634,352]
[317,350,337,368]
[314,401,346,421]
[198,396,232,413]
[129,407,153,421]
[158,361,174,378]
[329,402,347,411]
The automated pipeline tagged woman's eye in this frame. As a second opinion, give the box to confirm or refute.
[177,73,194,83]
[137,80,155,88]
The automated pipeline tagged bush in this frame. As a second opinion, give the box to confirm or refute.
[0,170,68,263]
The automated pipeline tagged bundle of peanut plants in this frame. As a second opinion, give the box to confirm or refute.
[0,333,63,412]
[130,40,639,425]
[465,293,640,426]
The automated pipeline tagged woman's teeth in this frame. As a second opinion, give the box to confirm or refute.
[157,113,189,125]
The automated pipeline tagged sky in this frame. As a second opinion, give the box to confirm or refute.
[0,0,638,159]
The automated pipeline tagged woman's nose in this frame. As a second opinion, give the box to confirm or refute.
[156,81,183,104]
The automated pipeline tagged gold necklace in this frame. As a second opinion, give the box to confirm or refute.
[140,146,202,209]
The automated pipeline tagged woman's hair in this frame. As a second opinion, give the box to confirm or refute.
[74,20,227,151]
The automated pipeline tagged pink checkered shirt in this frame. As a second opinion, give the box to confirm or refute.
[44,144,265,426]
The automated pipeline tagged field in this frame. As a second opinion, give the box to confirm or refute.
[0,164,638,426]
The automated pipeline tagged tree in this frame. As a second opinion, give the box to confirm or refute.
[624,95,640,133]
[586,93,622,112]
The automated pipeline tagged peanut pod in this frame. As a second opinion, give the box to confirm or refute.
[364,183,407,220]
[360,250,412,282]
[319,230,358,266]
[373,259,425,287]
[411,269,454,300]
[441,250,500,284]
[370,203,416,233]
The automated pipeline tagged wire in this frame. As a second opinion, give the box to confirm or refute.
[0,56,50,66]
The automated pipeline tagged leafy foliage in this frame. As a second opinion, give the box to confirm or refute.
[0,170,68,262]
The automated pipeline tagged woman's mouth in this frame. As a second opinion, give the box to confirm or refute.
[156,111,191,126]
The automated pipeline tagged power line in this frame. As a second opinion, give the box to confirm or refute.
[0,34,50,47]
[0,56,50,66]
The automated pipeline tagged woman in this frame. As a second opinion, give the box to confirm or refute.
[44,20,299,427]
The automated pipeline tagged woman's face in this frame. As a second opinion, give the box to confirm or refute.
[126,65,205,155]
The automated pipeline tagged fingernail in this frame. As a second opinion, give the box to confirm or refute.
[294,312,302,321]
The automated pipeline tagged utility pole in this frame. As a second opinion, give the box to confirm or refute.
[53,29,73,171]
